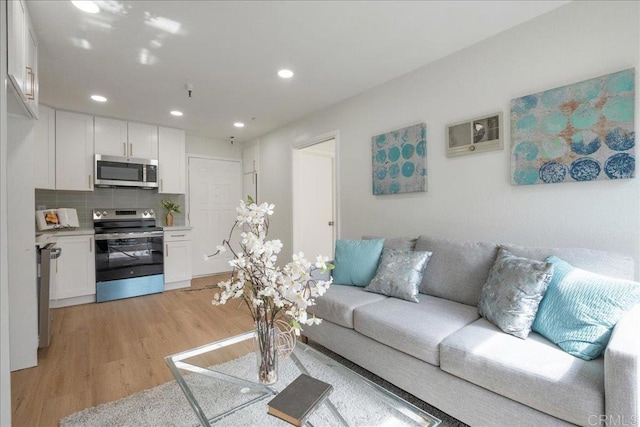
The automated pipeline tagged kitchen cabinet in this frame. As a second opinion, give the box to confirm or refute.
[34,105,56,189]
[127,122,158,159]
[55,111,94,191]
[94,117,127,157]
[52,235,96,303]
[158,126,186,194]
[164,229,192,290]
[94,118,158,159]
[7,0,38,118]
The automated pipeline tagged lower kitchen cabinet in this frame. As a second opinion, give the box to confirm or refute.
[164,229,192,290]
[52,234,96,307]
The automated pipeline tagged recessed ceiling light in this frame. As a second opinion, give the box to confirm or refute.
[90,94,107,102]
[234,122,245,128]
[278,69,294,79]
[170,110,183,117]
[71,1,100,14]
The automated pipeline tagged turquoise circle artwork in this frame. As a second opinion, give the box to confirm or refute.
[388,146,400,162]
[541,112,568,135]
[604,153,635,179]
[539,161,567,184]
[605,127,635,151]
[571,105,600,130]
[510,68,635,185]
[371,123,427,195]
[541,137,568,159]
[571,130,600,155]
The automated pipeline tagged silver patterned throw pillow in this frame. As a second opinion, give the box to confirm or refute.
[364,249,432,303]
[478,248,554,339]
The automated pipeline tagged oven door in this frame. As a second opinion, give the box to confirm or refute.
[95,231,164,282]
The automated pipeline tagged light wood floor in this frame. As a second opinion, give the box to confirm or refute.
[11,274,255,427]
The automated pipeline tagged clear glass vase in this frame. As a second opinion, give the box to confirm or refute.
[254,318,278,385]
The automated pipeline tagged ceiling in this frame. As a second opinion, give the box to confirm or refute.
[27,1,569,143]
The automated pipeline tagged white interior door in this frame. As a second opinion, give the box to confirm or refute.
[293,140,335,260]
[189,157,242,276]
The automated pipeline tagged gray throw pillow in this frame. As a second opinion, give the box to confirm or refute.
[478,248,553,339]
[364,249,432,303]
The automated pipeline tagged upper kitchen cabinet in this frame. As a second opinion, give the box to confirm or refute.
[128,122,158,159]
[94,117,127,157]
[158,127,186,194]
[7,0,38,118]
[56,111,94,191]
[34,106,55,190]
[94,118,158,159]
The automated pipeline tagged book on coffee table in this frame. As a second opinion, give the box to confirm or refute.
[267,374,333,426]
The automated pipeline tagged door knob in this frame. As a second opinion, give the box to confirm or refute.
[328,221,334,226]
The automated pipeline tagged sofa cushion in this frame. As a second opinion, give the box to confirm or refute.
[332,239,384,286]
[308,284,388,329]
[363,235,418,251]
[478,248,553,339]
[415,236,499,306]
[500,243,635,280]
[364,249,432,302]
[440,318,604,425]
[533,256,640,360]
[354,294,479,366]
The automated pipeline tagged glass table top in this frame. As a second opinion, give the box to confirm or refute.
[165,330,441,427]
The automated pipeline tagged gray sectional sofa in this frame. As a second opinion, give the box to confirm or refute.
[305,236,640,426]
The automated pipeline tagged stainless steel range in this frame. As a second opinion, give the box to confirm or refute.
[93,208,164,302]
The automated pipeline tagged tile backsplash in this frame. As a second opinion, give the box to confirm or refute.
[35,188,186,228]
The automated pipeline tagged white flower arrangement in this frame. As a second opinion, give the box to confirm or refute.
[205,197,333,334]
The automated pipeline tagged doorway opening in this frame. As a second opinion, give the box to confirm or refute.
[292,135,337,260]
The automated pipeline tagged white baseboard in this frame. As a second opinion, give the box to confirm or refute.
[51,294,96,308]
[164,280,191,291]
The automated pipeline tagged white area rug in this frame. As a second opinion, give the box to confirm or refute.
[61,349,432,427]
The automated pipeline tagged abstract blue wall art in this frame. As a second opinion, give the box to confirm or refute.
[510,68,635,185]
[372,123,427,195]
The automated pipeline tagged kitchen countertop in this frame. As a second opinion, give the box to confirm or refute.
[163,226,192,232]
[36,228,95,245]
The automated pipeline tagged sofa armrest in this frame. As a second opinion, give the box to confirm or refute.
[605,303,640,423]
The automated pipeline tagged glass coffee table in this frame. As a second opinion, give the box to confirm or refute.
[165,331,441,427]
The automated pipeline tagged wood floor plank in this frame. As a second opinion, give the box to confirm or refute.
[10,274,255,427]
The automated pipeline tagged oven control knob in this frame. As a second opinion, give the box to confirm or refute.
[94,211,101,218]
[149,210,154,216]
[102,211,108,217]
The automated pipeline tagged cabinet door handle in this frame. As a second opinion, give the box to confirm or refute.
[171,234,185,238]
[160,179,163,191]
[123,142,127,156]
[129,143,133,157]
[55,259,58,274]
[89,238,93,252]
[25,67,34,100]
[88,174,92,188]
[165,244,168,257]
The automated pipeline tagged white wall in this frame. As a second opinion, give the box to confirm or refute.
[186,133,242,159]
[0,0,12,422]
[252,1,640,273]
[7,116,37,371]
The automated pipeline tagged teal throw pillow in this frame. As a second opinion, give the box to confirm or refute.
[332,239,384,286]
[533,256,640,360]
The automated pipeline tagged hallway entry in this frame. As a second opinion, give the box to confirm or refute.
[293,138,336,260]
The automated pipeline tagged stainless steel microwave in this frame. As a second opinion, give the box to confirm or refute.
[94,155,158,189]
